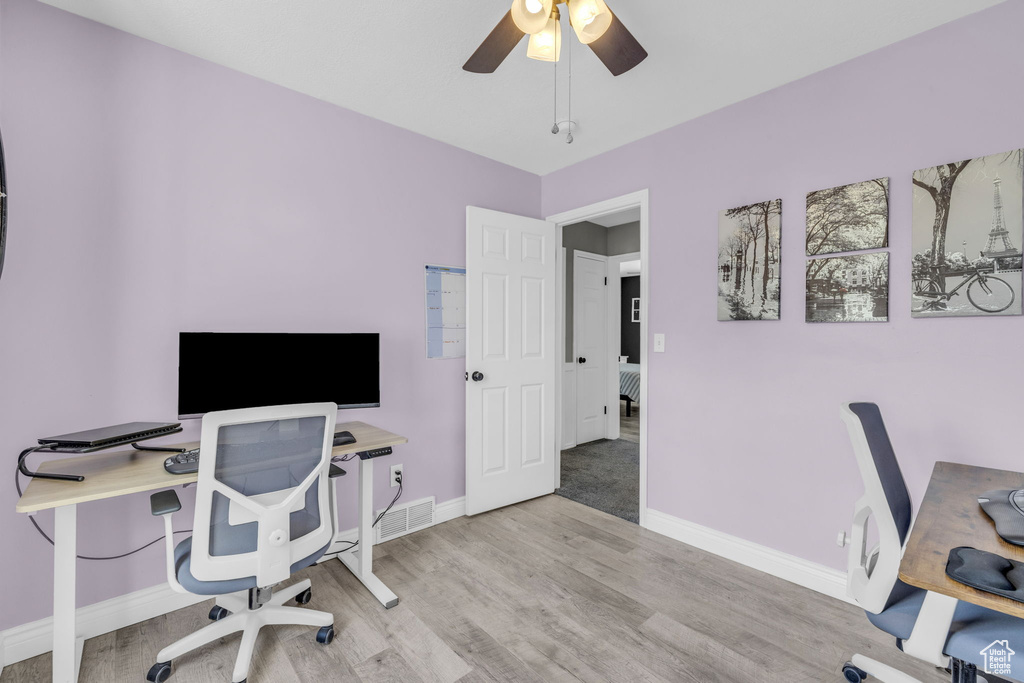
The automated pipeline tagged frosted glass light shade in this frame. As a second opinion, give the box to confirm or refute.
[566,0,612,44]
[511,0,554,35]
[526,11,561,62]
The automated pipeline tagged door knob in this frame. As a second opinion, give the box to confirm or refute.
[577,357,587,364]
[471,371,484,382]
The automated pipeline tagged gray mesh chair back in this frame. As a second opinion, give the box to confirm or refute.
[190,403,337,587]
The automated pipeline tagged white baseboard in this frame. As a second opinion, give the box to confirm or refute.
[645,508,852,605]
[0,495,469,669]
[0,581,207,670]
[435,496,466,523]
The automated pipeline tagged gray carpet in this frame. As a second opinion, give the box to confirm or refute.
[556,438,639,524]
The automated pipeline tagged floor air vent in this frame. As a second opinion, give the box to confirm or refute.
[375,496,435,544]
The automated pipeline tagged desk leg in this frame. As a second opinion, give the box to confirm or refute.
[52,504,83,683]
[901,591,957,668]
[336,458,399,609]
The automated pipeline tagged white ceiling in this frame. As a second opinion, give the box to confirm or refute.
[38,0,1005,175]
[586,207,641,228]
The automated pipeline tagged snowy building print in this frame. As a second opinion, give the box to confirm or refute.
[806,252,888,322]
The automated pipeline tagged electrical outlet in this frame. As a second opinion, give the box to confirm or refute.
[390,464,403,488]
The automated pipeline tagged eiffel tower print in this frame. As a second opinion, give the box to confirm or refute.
[982,176,1020,259]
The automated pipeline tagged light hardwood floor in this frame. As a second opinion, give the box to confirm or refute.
[1,495,949,682]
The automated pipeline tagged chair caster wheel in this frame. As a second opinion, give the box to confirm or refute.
[295,588,312,605]
[842,662,866,681]
[208,606,230,621]
[146,661,172,682]
[316,625,335,644]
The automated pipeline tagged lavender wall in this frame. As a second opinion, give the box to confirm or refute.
[543,2,1024,572]
[0,0,539,632]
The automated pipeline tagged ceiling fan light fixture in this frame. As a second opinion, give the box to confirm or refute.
[511,0,554,35]
[565,0,612,44]
[526,8,561,62]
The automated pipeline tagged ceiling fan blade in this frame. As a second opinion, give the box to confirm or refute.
[463,11,526,74]
[588,12,647,76]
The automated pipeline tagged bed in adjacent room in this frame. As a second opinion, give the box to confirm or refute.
[619,362,640,416]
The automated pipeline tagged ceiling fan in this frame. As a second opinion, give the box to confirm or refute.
[463,0,647,77]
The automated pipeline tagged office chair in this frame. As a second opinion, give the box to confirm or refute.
[840,402,1023,683]
[146,403,339,683]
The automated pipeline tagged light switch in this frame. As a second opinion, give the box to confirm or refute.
[654,334,665,352]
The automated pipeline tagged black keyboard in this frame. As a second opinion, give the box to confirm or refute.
[164,448,200,475]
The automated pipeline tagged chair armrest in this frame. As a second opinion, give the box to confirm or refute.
[329,464,347,479]
[150,489,188,594]
[151,489,181,516]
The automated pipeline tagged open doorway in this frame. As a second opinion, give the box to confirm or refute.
[549,192,648,526]
[617,256,641,445]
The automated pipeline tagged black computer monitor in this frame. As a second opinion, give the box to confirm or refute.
[177,332,380,419]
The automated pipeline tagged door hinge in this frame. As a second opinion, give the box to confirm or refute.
[604,406,607,414]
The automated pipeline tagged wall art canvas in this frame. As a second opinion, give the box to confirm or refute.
[806,252,888,322]
[912,149,1023,318]
[806,177,888,256]
[718,199,781,320]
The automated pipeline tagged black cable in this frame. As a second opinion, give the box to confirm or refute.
[15,448,191,561]
[333,540,359,552]
[331,472,404,554]
[373,473,402,527]
[16,447,401,560]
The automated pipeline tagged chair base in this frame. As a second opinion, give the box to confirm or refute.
[846,654,923,683]
[153,579,333,683]
[845,654,1012,683]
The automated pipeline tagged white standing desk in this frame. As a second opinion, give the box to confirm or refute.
[15,420,407,683]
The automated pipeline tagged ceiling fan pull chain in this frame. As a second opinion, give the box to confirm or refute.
[551,55,559,134]
[566,36,573,144]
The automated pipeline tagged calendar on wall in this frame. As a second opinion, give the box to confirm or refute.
[425,264,466,359]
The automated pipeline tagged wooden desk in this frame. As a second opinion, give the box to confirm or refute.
[16,420,407,683]
[900,460,1024,619]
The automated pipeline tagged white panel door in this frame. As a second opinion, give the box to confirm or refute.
[466,207,557,516]
[574,252,607,445]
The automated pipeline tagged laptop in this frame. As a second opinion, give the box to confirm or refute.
[38,422,183,453]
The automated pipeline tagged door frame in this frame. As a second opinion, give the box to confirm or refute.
[606,250,641,441]
[548,189,650,528]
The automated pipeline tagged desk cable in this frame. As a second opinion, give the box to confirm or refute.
[16,447,404,561]
[332,470,403,554]
[15,445,192,561]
